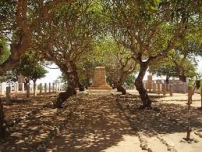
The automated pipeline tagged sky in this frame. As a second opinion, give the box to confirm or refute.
[197,56,202,72]
[37,65,62,84]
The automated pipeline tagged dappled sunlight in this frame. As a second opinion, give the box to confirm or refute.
[1,93,202,151]
[46,94,136,152]
[116,94,202,135]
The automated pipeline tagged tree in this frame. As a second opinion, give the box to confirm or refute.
[170,30,202,82]
[0,0,31,75]
[171,55,197,82]
[0,38,10,65]
[15,52,47,97]
[76,59,97,89]
[32,0,101,108]
[103,0,202,108]
[0,0,73,137]
[94,35,138,94]
[149,56,197,83]
[30,65,47,95]
[0,0,75,74]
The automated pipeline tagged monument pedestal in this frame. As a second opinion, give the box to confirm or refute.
[89,67,112,90]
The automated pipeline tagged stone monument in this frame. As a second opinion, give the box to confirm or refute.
[89,66,112,90]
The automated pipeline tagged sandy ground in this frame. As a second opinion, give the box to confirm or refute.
[120,90,202,152]
[1,90,202,152]
[46,90,202,152]
[127,89,202,107]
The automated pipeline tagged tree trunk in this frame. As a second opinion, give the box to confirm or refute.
[135,63,152,109]
[0,1,31,76]
[0,101,5,138]
[78,83,85,91]
[33,80,36,96]
[24,78,30,98]
[115,70,129,95]
[70,61,84,91]
[165,76,170,84]
[53,87,76,108]
[116,85,126,95]
[26,83,30,98]
[179,75,186,82]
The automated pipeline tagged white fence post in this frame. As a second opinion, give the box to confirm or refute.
[1,82,6,95]
[15,82,19,93]
[22,83,24,92]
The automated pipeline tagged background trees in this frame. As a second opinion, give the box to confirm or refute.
[0,39,10,65]
[149,56,197,83]
[103,0,202,108]
[94,35,138,94]
[15,51,47,97]
[31,0,102,107]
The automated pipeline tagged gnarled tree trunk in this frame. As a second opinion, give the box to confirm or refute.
[115,71,129,95]
[135,62,152,109]
[53,87,76,108]
[33,80,37,96]
[166,76,170,84]
[70,61,85,91]
[78,83,85,91]
[116,84,126,95]
[0,0,30,138]
[52,61,82,108]
[179,75,186,82]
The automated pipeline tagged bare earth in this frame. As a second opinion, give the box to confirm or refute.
[1,90,202,152]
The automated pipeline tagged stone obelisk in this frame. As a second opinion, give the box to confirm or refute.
[89,66,112,90]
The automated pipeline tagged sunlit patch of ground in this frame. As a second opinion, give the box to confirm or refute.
[0,91,202,152]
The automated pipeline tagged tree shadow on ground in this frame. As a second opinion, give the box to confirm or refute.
[116,94,202,137]
[47,94,136,152]
[2,93,202,151]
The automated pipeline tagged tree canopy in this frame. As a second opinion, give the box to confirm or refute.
[0,0,202,106]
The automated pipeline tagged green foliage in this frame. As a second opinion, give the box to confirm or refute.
[0,39,10,64]
[149,58,177,77]
[29,65,47,82]
[15,51,47,82]
[77,59,97,87]
[93,35,138,86]
[0,0,201,89]
[0,0,16,32]
[57,75,68,84]
[124,74,135,86]
[149,54,197,80]
[103,0,202,60]
[0,70,17,83]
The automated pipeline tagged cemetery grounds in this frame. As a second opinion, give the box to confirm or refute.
[0,90,202,152]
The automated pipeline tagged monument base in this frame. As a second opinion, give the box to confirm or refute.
[89,66,112,90]
[88,84,112,90]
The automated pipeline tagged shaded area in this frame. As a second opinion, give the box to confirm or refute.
[116,94,202,136]
[1,92,202,151]
[2,94,56,118]
[46,94,136,152]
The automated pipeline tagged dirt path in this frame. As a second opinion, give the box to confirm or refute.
[45,93,202,152]
[1,92,202,152]
[116,93,202,152]
[46,94,144,152]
